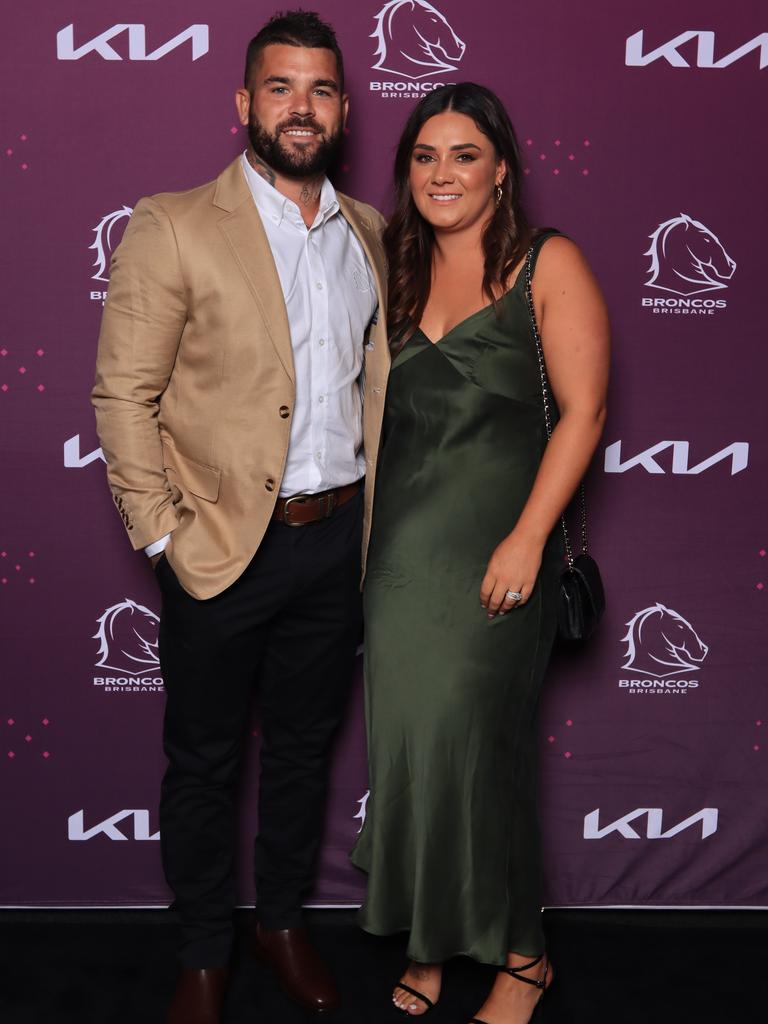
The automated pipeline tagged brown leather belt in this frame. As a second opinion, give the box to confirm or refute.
[272,479,363,527]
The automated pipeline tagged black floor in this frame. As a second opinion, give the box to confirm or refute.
[1,909,765,1023]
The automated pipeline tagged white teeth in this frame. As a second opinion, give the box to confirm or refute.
[431,194,460,201]
[284,130,316,136]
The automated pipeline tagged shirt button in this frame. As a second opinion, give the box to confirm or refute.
[279,406,290,418]
[318,395,325,404]
[316,282,323,290]
[319,338,326,346]
[265,479,275,492]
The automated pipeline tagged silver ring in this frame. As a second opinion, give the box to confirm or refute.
[506,590,523,602]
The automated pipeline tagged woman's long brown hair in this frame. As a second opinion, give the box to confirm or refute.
[384,83,534,347]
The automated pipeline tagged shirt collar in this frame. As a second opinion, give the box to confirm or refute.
[241,151,339,229]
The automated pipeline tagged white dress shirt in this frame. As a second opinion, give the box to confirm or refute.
[145,154,377,556]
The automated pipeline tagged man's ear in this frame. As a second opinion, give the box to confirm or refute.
[235,89,251,128]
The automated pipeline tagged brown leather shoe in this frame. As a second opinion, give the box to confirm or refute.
[253,923,339,1012]
[166,967,229,1024]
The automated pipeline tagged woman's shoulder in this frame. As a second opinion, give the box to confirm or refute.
[528,231,604,308]
[530,230,591,277]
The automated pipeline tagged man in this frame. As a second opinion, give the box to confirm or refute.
[92,12,389,1023]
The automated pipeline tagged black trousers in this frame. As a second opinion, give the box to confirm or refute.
[155,493,363,967]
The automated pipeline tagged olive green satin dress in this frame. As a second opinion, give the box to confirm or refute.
[351,233,562,965]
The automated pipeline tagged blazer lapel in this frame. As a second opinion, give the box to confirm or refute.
[214,158,295,382]
[337,194,391,388]
[337,194,387,315]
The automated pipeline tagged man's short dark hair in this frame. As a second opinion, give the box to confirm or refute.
[244,10,345,91]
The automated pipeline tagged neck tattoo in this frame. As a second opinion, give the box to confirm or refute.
[300,181,322,206]
[247,151,276,187]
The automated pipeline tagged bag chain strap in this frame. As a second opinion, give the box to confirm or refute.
[524,244,589,569]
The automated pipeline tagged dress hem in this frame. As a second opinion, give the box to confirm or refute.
[356,916,545,967]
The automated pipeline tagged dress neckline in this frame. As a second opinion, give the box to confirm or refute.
[415,278,520,347]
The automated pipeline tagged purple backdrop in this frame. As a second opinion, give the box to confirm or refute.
[2,0,766,909]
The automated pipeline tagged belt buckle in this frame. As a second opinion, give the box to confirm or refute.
[283,492,313,527]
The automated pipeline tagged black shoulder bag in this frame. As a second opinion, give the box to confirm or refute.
[524,244,606,641]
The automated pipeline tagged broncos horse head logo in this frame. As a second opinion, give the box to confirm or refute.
[89,206,133,282]
[93,598,160,674]
[644,214,736,296]
[622,603,708,677]
[371,1,466,79]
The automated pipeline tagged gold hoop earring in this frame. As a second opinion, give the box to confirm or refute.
[495,184,503,207]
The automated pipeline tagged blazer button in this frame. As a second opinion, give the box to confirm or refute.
[279,406,290,418]
[265,479,275,492]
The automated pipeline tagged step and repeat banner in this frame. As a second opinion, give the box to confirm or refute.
[2,1,766,908]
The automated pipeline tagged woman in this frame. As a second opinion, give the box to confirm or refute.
[351,83,609,1023]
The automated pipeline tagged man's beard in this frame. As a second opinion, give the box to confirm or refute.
[248,114,343,179]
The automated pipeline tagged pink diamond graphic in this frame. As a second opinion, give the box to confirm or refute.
[42,751,50,759]
[5,149,11,157]
[566,719,573,726]
[760,550,766,558]
[1,384,9,392]
[756,720,763,727]
[0,348,7,356]
[37,385,45,392]
[524,168,531,175]
[564,751,572,759]
[24,734,31,742]
[583,139,591,147]
[539,153,546,160]
[554,139,561,146]
[42,718,49,726]
[29,578,35,584]
[547,735,555,743]
[36,348,44,357]
[0,552,6,558]
[15,564,21,571]
[553,169,560,176]
[754,745,760,752]
[20,134,27,141]
[568,154,575,161]
[757,583,765,591]
[7,752,15,759]
[28,551,35,558]
[229,126,238,135]
[21,163,28,171]
[7,719,14,726]
[582,169,590,176]
[525,139,533,146]
[2,578,7,585]
[18,366,26,374]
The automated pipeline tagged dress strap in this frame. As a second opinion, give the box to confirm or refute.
[526,229,561,279]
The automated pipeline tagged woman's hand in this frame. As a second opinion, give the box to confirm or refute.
[480,532,544,617]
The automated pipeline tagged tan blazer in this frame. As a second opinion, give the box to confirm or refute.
[92,157,390,599]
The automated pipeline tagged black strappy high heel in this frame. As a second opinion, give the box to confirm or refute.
[468,954,550,1024]
[393,981,435,1015]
